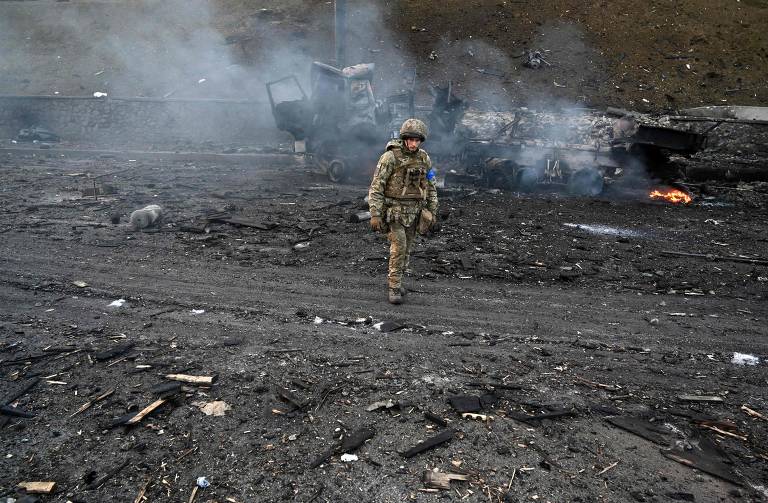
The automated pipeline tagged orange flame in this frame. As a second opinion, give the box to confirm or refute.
[649,188,691,205]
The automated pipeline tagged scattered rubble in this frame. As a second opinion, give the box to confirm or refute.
[423,469,470,490]
[523,49,551,69]
[402,429,455,458]
[16,482,56,495]
[0,147,765,502]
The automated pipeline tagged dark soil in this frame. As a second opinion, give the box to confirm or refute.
[1,1,767,501]
[1,150,767,502]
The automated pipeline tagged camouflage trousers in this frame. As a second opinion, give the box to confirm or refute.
[387,220,417,289]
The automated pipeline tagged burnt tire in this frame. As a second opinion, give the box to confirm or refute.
[487,169,513,190]
[516,168,539,192]
[327,159,348,183]
[567,169,604,196]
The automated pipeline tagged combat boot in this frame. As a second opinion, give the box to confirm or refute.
[388,288,403,305]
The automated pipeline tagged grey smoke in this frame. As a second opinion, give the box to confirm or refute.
[0,0,631,188]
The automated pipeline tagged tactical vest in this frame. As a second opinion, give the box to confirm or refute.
[384,149,429,200]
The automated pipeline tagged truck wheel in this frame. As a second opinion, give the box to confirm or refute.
[327,159,348,183]
[487,170,513,190]
[516,168,539,192]
[568,169,604,196]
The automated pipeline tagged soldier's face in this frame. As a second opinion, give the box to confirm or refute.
[404,137,421,152]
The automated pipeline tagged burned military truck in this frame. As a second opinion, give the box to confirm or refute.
[268,66,706,192]
[267,61,412,183]
[426,88,707,194]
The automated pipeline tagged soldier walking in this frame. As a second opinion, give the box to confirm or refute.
[368,119,438,304]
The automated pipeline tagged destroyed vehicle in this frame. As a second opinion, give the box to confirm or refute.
[268,65,706,194]
[17,125,60,143]
[423,88,707,195]
[267,61,408,182]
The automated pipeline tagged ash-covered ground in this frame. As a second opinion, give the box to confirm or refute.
[1,149,767,502]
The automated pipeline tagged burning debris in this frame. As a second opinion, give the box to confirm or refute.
[649,187,692,205]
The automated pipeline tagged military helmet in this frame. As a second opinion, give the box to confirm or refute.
[399,118,428,142]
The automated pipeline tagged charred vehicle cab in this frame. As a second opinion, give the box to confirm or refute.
[268,64,706,193]
[267,62,403,183]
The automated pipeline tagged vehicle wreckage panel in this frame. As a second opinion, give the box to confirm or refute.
[267,63,707,190]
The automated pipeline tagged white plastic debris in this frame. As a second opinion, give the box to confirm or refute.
[313,316,324,324]
[72,280,88,288]
[108,299,126,307]
[198,78,207,84]
[732,352,759,366]
[191,309,205,315]
[196,476,210,488]
[198,401,231,416]
[293,242,310,251]
[563,223,644,238]
[93,91,108,98]
[373,322,384,331]
[340,453,358,462]
[129,204,163,230]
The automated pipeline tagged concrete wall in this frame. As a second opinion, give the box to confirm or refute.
[0,95,286,145]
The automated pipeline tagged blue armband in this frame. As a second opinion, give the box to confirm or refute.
[426,169,436,181]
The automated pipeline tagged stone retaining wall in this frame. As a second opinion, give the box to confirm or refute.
[0,95,285,145]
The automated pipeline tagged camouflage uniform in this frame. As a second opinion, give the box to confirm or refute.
[369,121,438,301]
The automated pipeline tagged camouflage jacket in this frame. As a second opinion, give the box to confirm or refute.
[368,140,438,226]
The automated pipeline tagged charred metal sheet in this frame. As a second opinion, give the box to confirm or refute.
[680,105,768,122]
[661,434,743,486]
[625,125,706,152]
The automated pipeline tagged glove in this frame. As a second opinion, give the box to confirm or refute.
[370,216,385,233]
